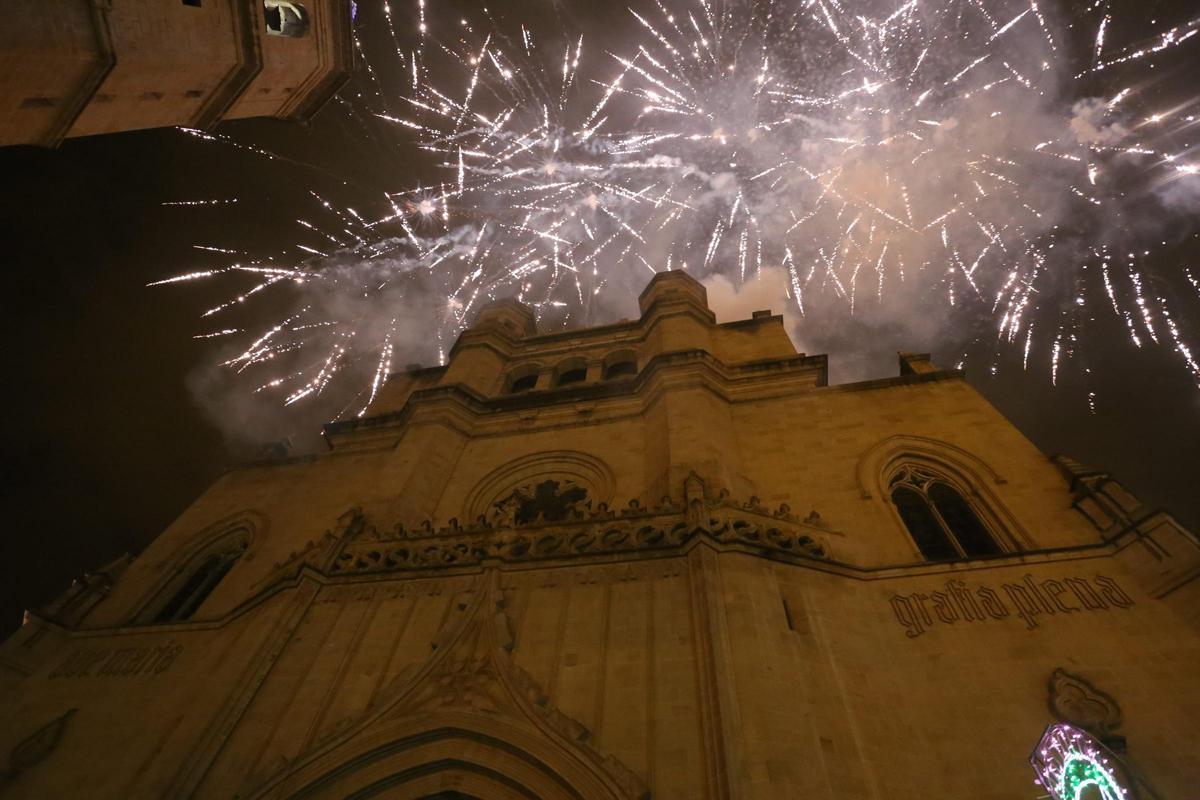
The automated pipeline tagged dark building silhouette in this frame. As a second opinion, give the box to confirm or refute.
[1,0,353,146]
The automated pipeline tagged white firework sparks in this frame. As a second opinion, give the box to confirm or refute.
[158,0,1200,423]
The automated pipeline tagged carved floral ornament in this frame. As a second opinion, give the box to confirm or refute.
[331,490,828,576]
[1049,668,1122,737]
[855,434,1008,501]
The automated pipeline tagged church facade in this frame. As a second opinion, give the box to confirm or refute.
[1,271,1198,798]
[1,0,353,147]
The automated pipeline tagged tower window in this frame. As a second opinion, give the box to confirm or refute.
[890,466,1001,561]
[553,357,589,387]
[509,373,538,393]
[603,360,637,380]
[151,538,247,623]
[264,0,309,37]
[556,367,587,386]
[504,364,541,394]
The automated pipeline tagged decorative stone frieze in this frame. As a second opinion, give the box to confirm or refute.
[320,478,830,576]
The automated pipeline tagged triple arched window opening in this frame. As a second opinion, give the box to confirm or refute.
[889,464,1003,561]
[506,357,638,393]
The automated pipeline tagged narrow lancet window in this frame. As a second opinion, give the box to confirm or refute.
[603,360,637,379]
[152,539,247,623]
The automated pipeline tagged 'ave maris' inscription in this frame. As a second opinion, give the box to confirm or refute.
[889,573,1133,638]
[47,641,183,679]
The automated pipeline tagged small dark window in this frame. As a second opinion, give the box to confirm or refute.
[182,0,202,6]
[153,541,246,623]
[890,466,1002,561]
[603,361,637,380]
[557,368,587,386]
[509,373,538,393]
[264,0,309,36]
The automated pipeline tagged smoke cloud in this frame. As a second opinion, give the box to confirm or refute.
[178,0,1200,448]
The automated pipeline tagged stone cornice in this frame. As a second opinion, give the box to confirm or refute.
[322,355,966,450]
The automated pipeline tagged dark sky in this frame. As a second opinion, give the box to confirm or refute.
[1,0,1197,637]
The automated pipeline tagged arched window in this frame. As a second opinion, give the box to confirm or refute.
[509,373,538,392]
[503,363,542,394]
[554,358,588,387]
[151,536,248,623]
[890,465,1001,560]
[601,349,638,380]
[264,0,309,37]
[603,359,637,380]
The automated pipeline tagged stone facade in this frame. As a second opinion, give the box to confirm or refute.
[0,0,353,147]
[1,271,1198,798]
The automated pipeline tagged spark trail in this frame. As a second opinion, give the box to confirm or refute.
[159,0,1200,426]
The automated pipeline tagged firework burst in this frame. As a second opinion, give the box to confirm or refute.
[158,0,1200,427]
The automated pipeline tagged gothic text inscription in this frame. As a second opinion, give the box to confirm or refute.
[889,574,1133,638]
[47,641,183,679]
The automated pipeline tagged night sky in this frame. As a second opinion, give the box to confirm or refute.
[1,0,1197,637]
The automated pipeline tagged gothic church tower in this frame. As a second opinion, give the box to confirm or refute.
[1,271,1198,798]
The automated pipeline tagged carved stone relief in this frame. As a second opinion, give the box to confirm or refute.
[238,571,649,800]
[464,450,617,523]
[493,478,590,526]
[1048,668,1123,737]
[313,475,830,579]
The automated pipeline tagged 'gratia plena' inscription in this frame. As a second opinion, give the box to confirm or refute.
[889,574,1133,638]
[47,641,183,679]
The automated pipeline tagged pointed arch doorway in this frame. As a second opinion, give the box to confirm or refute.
[240,574,648,800]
